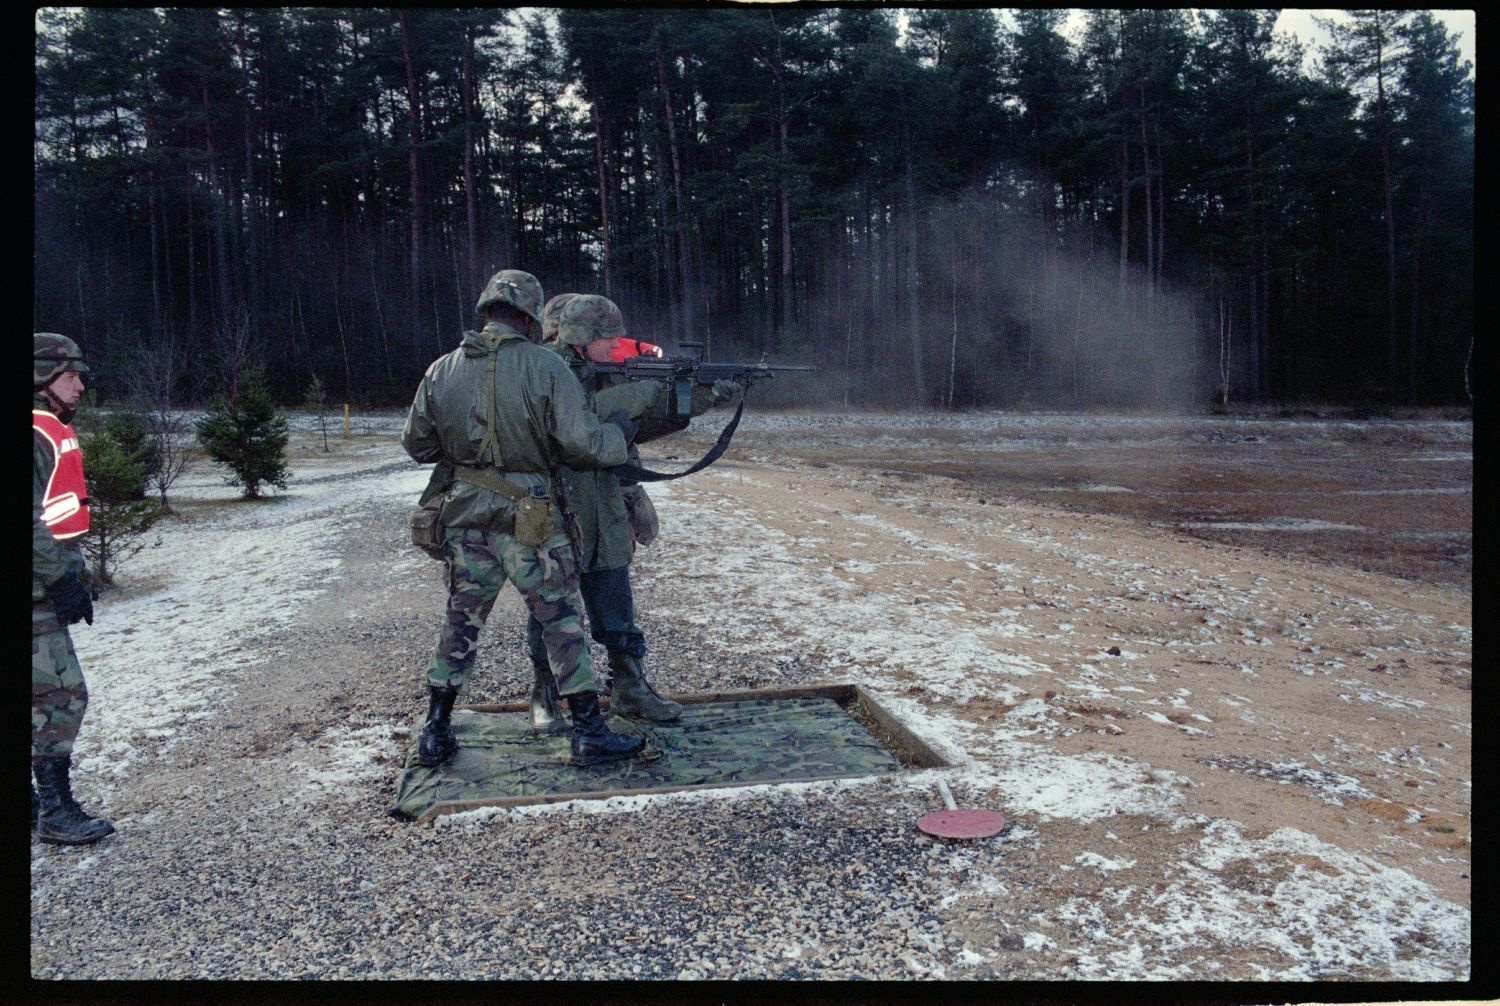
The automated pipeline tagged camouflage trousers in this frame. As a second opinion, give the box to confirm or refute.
[427,526,599,696]
[527,563,646,666]
[32,626,89,760]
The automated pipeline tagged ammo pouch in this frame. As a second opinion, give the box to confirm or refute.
[621,483,658,547]
[455,465,556,548]
[410,499,447,561]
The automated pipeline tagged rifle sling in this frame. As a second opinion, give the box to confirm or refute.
[610,396,746,484]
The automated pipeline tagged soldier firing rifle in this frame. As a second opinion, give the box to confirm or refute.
[588,340,815,420]
[584,341,815,483]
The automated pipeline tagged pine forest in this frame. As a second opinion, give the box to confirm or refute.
[33,8,1474,411]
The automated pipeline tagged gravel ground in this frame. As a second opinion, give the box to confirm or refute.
[31,412,1472,987]
[29,432,1011,982]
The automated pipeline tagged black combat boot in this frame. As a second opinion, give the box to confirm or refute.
[606,651,683,723]
[529,659,568,734]
[33,757,114,846]
[415,685,460,767]
[566,691,645,766]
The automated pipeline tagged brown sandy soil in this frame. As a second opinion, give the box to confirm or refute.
[647,413,1471,913]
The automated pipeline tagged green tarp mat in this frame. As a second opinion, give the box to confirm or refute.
[392,695,905,820]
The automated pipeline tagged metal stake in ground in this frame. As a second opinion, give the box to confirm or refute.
[917,778,1007,839]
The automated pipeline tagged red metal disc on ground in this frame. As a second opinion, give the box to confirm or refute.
[917,808,1008,839]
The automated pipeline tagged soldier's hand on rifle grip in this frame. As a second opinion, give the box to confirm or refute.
[606,409,639,444]
[711,379,743,404]
[46,570,94,626]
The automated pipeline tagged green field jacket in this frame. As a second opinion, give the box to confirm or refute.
[554,347,719,572]
[401,322,629,532]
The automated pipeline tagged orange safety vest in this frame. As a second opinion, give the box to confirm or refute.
[32,409,90,540]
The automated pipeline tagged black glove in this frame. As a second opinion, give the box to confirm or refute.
[711,379,743,404]
[606,409,639,444]
[46,570,94,626]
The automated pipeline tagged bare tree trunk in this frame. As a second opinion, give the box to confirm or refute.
[186,189,197,342]
[947,238,958,410]
[841,216,853,408]
[1259,251,1271,398]
[862,181,875,371]
[159,174,175,338]
[1219,292,1231,408]
[325,291,353,403]
[147,175,161,337]
[130,332,193,511]
[449,237,467,340]
[1376,58,1399,405]
[903,129,926,407]
[1139,83,1154,300]
[588,70,613,297]
[366,239,391,385]
[1243,110,1260,400]
[655,35,694,336]
[398,11,424,337]
[462,25,480,293]
[1408,193,1428,404]
[214,313,254,406]
[779,117,793,338]
[1463,336,1472,403]
[650,131,680,341]
[1117,122,1131,291]
[1153,124,1165,291]
[1072,284,1084,403]
[203,83,232,330]
[236,13,259,331]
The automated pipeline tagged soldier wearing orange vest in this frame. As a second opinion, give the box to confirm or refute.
[32,333,114,845]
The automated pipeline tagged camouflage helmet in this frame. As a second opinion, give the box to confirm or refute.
[540,293,581,343]
[556,294,625,347]
[34,332,90,389]
[475,269,545,322]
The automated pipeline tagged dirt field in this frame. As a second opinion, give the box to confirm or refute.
[650,410,1472,943]
[721,411,1472,589]
[32,408,1471,981]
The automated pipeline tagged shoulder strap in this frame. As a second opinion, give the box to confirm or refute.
[461,341,534,500]
[474,349,503,468]
[609,397,745,484]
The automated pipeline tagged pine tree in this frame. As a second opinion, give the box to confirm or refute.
[79,428,163,586]
[195,364,290,498]
[102,410,158,499]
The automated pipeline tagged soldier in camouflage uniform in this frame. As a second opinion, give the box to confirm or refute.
[402,270,646,768]
[525,294,741,729]
[32,333,115,845]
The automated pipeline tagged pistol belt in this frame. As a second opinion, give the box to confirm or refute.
[453,465,534,502]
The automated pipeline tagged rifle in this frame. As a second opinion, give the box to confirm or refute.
[588,341,815,417]
[591,342,815,484]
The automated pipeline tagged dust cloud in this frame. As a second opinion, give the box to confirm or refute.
[789,191,1212,412]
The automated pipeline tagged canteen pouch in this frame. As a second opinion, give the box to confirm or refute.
[410,499,446,560]
[513,488,556,548]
